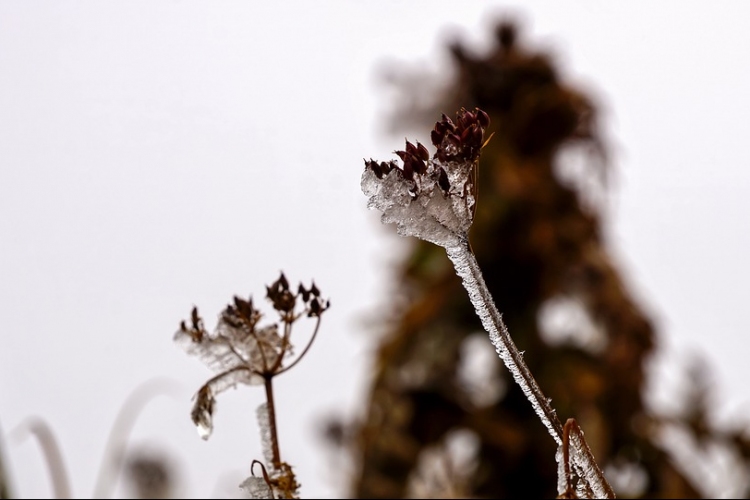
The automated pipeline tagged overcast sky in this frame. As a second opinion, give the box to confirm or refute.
[2,1,750,498]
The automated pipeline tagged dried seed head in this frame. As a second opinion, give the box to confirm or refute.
[361,107,491,247]
[298,281,329,317]
[175,272,329,444]
[180,306,207,342]
[266,272,296,313]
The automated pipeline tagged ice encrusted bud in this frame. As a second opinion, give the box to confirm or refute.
[361,108,490,248]
[191,385,215,440]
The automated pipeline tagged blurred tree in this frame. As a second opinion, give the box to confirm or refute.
[345,19,750,499]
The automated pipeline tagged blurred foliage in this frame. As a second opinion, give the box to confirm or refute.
[344,19,750,499]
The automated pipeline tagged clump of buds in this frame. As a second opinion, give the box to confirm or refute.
[431,107,490,164]
[361,108,490,248]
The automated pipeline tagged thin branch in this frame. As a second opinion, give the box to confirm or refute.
[275,315,322,377]
[247,326,271,373]
[263,375,282,469]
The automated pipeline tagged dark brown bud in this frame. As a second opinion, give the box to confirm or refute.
[447,133,462,149]
[266,272,296,313]
[456,110,470,130]
[473,123,484,144]
[402,160,414,181]
[405,140,418,157]
[416,142,430,161]
[309,299,321,317]
[430,129,442,147]
[231,295,258,326]
[437,167,450,192]
[476,108,490,128]
[298,283,310,302]
[461,124,473,143]
[441,114,456,132]
[365,159,385,179]
[191,306,201,330]
[307,297,330,317]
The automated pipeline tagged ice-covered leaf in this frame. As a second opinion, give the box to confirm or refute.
[174,311,285,386]
[191,386,215,440]
[239,476,274,499]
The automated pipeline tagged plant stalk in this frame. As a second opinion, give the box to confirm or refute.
[263,375,282,469]
[445,238,614,498]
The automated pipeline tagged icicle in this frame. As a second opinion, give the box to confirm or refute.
[256,403,275,469]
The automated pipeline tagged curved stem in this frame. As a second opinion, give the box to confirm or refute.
[11,417,71,499]
[0,419,14,499]
[275,316,322,377]
[91,377,182,499]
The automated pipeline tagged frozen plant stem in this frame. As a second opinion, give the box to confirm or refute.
[361,108,615,498]
[445,239,563,443]
[263,375,282,469]
[448,240,614,498]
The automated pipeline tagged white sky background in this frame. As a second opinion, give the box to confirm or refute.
[1,1,750,498]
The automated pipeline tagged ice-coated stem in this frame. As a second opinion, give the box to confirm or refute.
[445,238,615,498]
[567,419,616,499]
[446,238,564,443]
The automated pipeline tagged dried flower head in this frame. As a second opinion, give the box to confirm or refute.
[174,272,329,440]
[361,107,490,248]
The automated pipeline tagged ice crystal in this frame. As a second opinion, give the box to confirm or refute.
[256,403,274,468]
[239,476,273,499]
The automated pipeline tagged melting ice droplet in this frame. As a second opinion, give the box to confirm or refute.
[191,386,215,441]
